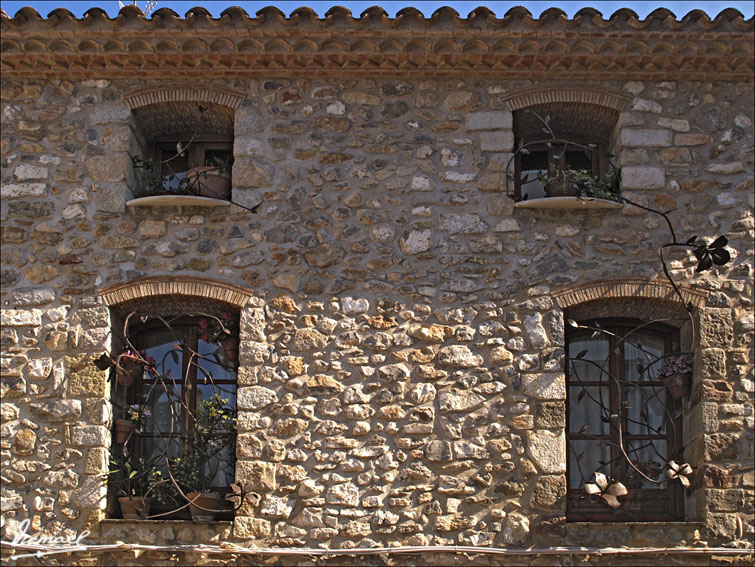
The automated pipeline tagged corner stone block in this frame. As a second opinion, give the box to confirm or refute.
[71,425,109,447]
[621,166,665,190]
[84,154,129,183]
[699,308,734,348]
[480,130,514,152]
[620,128,673,147]
[466,111,512,131]
[522,372,566,400]
[237,386,278,410]
[239,341,269,365]
[236,460,277,491]
[525,430,566,473]
[234,516,271,539]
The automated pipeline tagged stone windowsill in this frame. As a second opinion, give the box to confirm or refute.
[565,521,706,544]
[126,195,231,207]
[101,519,233,525]
[514,196,623,210]
[99,518,233,541]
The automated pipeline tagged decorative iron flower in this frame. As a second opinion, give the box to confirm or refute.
[584,472,628,508]
[666,461,693,487]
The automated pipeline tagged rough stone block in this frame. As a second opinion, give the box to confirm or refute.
[237,460,277,490]
[1,309,42,327]
[621,166,665,189]
[522,373,565,400]
[700,308,734,347]
[620,128,673,147]
[0,183,46,199]
[526,430,566,473]
[479,130,514,152]
[71,425,109,447]
[466,110,512,131]
[705,162,745,175]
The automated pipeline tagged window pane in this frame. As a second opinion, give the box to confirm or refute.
[568,439,611,489]
[569,385,610,435]
[141,385,181,435]
[568,336,610,382]
[623,439,667,489]
[196,338,236,382]
[141,435,179,474]
[143,330,184,380]
[565,149,592,171]
[625,384,666,435]
[624,333,665,382]
[520,149,548,200]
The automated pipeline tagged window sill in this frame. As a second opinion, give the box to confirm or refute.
[101,519,233,525]
[126,195,231,208]
[514,196,622,210]
[565,521,704,545]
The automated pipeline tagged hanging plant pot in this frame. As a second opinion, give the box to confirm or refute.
[186,491,221,522]
[221,336,240,366]
[113,419,136,444]
[118,496,152,519]
[116,355,143,387]
[664,372,691,399]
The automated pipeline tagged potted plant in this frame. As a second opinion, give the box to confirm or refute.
[198,313,239,366]
[169,394,236,521]
[113,404,151,444]
[108,452,173,519]
[131,154,232,200]
[537,165,622,201]
[657,354,693,398]
[114,350,144,387]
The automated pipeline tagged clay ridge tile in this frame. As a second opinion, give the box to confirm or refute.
[1,4,752,30]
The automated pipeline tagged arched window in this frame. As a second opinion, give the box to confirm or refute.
[566,318,685,521]
[124,85,243,202]
[504,87,629,202]
[554,279,706,523]
[101,276,253,521]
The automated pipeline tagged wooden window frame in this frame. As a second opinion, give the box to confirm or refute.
[514,141,607,201]
[566,318,685,522]
[118,316,238,494]
[150,138,233,179]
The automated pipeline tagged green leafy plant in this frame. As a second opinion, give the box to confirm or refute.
[538,165,621,202]
[169,393,236,495]
[107,452,174,504]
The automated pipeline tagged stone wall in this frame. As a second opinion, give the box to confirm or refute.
[1,75,753,564]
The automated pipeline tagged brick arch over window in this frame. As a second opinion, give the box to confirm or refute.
[501,86,631,113]
[99,275,254,318]
[553,278,707,323]
[123,84,245,111]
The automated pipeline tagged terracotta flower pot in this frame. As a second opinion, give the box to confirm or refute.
[221,336,240,366]
[545,176,576,197]
[116,355,143,387]
[186,491,221,522]
[118,496,152,519]
[664,372,691,399]
[186,167,231,200]
[113,419,136,444]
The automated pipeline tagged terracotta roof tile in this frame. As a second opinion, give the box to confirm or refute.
[1,5,751,79]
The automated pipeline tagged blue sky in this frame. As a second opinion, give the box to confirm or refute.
[1,0,753,18]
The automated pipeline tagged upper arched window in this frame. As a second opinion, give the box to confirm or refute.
[124,85,244,202]
[504,88,629,203]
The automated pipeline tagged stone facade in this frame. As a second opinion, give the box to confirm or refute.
[1,5,753,566]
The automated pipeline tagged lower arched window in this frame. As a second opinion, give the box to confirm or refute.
[110,312,238,520]
[566,318,685,521]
